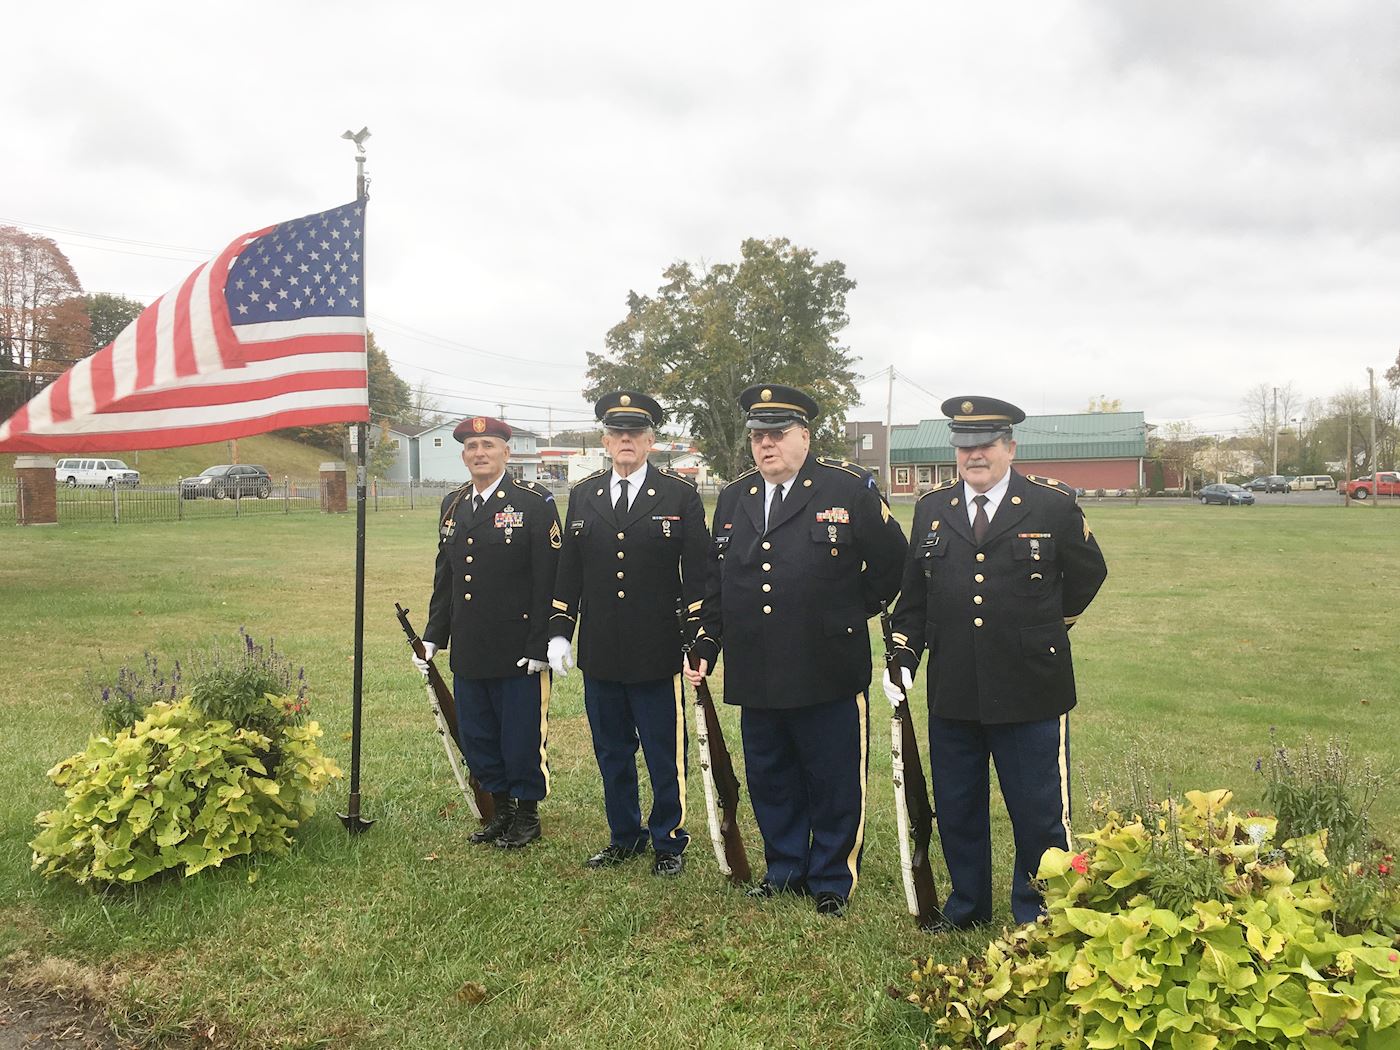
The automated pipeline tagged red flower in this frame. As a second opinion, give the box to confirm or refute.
[1070,853,1089,875]
[1380,863,1392,877]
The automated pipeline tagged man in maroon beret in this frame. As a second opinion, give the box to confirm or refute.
[415,416,562,848]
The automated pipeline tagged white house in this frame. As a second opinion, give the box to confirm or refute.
[379,421,543,483]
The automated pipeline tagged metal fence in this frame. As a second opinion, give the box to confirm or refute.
[0,479,467,527]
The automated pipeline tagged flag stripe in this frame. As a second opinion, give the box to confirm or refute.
[171,266,199,378]
[132,306,157,392]
[115,369,367,411]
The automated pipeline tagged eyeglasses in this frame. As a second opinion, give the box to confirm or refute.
[749,427,796,445]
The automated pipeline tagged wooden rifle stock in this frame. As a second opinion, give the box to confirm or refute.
[880,608,941,929]
[687,648,752,886]
[394,603,494,824]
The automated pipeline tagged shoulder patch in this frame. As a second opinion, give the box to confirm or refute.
[1025,474,1077,499]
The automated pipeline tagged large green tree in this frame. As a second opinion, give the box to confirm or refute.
[586,238,859,483]
[84,292,146,351]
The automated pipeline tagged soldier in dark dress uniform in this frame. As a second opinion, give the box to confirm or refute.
[415,416,561,849]
[548,391,709,876]
[885,397,1107,928]
[685,384,908,916]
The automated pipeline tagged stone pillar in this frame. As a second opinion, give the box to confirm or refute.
[15,456,59,526]
[320,462,348,513]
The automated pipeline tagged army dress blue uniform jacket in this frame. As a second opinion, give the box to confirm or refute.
[889,469,1107,724]
[424,476,561,679]
[692,455,908,710]
[549,466,709,683]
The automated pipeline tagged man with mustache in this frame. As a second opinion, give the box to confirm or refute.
[885,397,1107,930]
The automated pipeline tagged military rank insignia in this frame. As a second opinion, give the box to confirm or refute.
[550,520,562,549]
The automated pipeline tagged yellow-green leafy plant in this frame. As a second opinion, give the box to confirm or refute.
[905,790,1400,1049]
[31,694,339,885]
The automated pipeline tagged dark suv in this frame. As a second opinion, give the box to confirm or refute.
[1242,475,1291,493]
[180,464,273,499]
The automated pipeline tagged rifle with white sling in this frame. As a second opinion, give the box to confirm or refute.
[395,602,494,824]
[680,607,751,886]
[880,605,940,929]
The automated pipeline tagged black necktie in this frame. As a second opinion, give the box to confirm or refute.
[472,493,484,517]
[973,494,989,544]
[768,483,784,531]
[614,478,629,518]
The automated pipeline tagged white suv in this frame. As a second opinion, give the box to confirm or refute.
[54,458,141,488]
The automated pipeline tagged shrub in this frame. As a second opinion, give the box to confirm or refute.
[91,652,184,736]
[33,639,338,886]
[904,789,1400,1049]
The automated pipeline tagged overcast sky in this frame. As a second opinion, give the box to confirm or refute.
[5,1,1397,438]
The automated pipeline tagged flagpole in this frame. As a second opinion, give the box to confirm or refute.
[340,127,375,835]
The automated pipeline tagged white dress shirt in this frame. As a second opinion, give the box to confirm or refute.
[963,469,1012,528]
[610,463,648,511]
[764,477,794,528]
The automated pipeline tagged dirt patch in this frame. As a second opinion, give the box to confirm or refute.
[0,982,126,1050]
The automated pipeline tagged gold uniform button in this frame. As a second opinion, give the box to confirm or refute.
[465,593,473,601]
[1049,646,1057,654]
[762,583,771,592]
[467,537,474,545]
[617,532,625,540]
[466,556,474,564]
[1011,496,1022,505]
[976,553,986,562]
[762,562,772,572]
[616,551,625,560]
[763,605,772,614]
[464,575,472,582]
[846,627,854,634]
[830,548,839,557]
[974,595,983,605]
[975,573,985,583]
[762,541,772,550]
[616,571,625,580]
[617,590,626,598]
[973,617,983,627]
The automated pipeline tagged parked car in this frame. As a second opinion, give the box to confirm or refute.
[180,464,273,499]
[1199,483,1255,505]
[1342,471,1400,500]
[1288,474,1336,491]
[1242,475,1291,493]
[54,458,140,488]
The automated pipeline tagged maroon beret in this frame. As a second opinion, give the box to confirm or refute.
[452,416,512,443]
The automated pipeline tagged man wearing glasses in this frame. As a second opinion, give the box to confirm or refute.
[685,384,907,917]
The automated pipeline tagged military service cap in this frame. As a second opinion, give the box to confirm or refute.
[595,390,664,431]
[941,395,1025,448]
[739,383,820,430]
[452,416,512,443]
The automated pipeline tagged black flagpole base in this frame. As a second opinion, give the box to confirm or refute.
[338,792,375,834]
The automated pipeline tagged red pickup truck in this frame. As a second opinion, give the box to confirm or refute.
[1343,471,1400,499]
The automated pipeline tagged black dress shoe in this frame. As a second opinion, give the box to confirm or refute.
[494,799,540,849]
[814,892,848,918]
[469,794,515,844]
[746,880,777,899]
[651,852,685,877]
[585,843,647,869]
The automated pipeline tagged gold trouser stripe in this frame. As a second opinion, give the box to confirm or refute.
[537,672,552,796]
[844,691,870,893]
[665,673,687,844]
[1057,714,1071,847]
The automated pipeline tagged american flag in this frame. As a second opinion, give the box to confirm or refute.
[0,201,369,453]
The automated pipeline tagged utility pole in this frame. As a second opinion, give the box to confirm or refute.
[884,365,894,497]
[1271,386,1279,475]
[1367,367,1378,478]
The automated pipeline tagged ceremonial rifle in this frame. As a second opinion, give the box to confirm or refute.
[880,606,940,929]
[681,611,751,886]
[394,603,493,824]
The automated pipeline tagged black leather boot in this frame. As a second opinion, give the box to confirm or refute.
[469,793,515,844]
[494,798,541,849]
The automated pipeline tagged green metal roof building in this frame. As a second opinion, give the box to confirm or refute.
[886,411,1149,495]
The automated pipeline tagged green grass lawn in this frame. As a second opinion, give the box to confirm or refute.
[1,501,1397,1048]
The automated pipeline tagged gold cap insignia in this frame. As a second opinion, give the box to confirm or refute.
[472,418,486,433]
[760,389,773,402]
[619,394,631,406]
[961,400,974,414]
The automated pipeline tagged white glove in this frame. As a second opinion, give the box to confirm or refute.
[882,666,913,709]
[412,641,438,676]
[517,657,549,674]
[547,636,574,677]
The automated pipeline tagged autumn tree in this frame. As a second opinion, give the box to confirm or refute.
[0,226,86,416]
[586,238,858,483]
[1084,396,1122,413]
